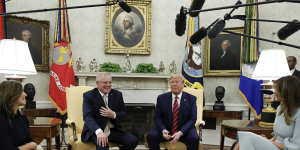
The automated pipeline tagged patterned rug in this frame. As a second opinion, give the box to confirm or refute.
[203,144,231,150]
[48,144,231,150]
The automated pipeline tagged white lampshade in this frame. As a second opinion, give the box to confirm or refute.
[0,39,37,75]
[252,49,291,80]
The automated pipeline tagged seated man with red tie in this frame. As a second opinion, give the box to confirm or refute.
[81,72,138,150]
[147,74,199,150]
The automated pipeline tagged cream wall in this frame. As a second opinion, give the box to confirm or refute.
[3,0,300,111]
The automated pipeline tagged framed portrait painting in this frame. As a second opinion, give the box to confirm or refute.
[105,0,152,55]
[204,27,244,76]
[6,16,50,72]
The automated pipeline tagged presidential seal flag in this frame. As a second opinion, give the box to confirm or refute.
[49,0,75,114]
[181,4,204,106]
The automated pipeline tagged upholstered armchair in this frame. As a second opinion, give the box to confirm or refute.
[65,86,118,150]
[145,87,205,150]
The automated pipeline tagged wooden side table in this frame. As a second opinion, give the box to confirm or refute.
[29,122,60,150]
[204,110,243,120]
[220,120,273,150]
[203,110,243,129]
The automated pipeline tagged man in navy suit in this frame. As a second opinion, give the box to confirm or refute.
[287,56,300,79]
[81,72,138,150]
[147,74,199,150]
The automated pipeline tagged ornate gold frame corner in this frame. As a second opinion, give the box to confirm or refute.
[6,15,50,72]
[204,27,244,77]
[105,0,152,55]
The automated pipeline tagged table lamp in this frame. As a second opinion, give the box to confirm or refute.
[252,49,291,128]
[0,39,37,82]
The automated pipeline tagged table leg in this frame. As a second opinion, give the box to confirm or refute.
[47,138,51,150]
[55,135,60,150]
[220,125,225,150]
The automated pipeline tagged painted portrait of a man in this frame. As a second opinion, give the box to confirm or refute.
[112,6,145,47]
[209,34,241,71]
[6,20,43,65]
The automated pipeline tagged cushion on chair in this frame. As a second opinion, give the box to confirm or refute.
[69,134,96,150]
[69,134,119,150]
[160,142,186,150]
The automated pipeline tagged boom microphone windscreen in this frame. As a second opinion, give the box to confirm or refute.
[189,0,205,17]
[118,0,131,13]
[190,27,207,44]
[277,19,300,40]
[175,7,187,36]
[230,15,246,20]
[207,19,225,39]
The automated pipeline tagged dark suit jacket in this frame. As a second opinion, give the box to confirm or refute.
[155,91,197,136]
[214,50,238,70]
[0,111,32,150]
[293,69,300,79]
[81,88,126,142]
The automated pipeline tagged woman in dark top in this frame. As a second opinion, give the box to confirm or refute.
[0,80,37,150]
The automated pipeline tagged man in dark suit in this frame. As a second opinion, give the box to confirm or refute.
[81,72,138,150]
[213,40,238,70]
[147,74,199,150]
[287,56,300,79]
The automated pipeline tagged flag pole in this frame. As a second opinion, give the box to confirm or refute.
[1,0,6,38]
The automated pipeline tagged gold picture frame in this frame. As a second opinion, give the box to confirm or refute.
[105,0,152,55]
[6,16,50,72]
[204,27,244,76]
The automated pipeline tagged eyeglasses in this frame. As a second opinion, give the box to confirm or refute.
[97,81,112,85]
[169,80,182,84]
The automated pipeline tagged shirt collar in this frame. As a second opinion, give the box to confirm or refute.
[172,92,182,100]
[98,89,106,97]
[291,68,296,75]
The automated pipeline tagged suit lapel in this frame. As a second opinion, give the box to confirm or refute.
[108,91,113,108]
[93,88,105,107]
[179,92,186,123]
[167,93,173,124]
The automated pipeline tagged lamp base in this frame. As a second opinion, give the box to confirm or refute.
[258,121,274,128]
[258,107,276,128]
[5,74,26,82]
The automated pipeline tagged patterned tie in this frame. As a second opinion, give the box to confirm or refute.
[103,95,111,136]
[172,95,179,135]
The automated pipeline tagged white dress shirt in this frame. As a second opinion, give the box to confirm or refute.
[95,89,116,135]
[291,68,295,75]
[162,92,183,135]
[172,92,182,108]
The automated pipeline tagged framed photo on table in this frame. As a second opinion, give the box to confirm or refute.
[6,16,50,72]
[105,0,152,55]
[204,27,243,76]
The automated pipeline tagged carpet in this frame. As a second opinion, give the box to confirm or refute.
[48,144,231,150]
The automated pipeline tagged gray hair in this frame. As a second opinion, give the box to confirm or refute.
[124,15,134,26]
[22,30,32,38]
[169,74,184,83]
[222,40,231,47]
[96,72,111,82]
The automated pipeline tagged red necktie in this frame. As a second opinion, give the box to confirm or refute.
[172,96,179,135]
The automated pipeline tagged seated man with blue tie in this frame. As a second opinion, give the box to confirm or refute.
[81,72,138,150]
[147,74,199,150]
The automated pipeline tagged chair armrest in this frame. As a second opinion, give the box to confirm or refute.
[196,120,205,127]
[195,120,205,142]
[66,119,78,142]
